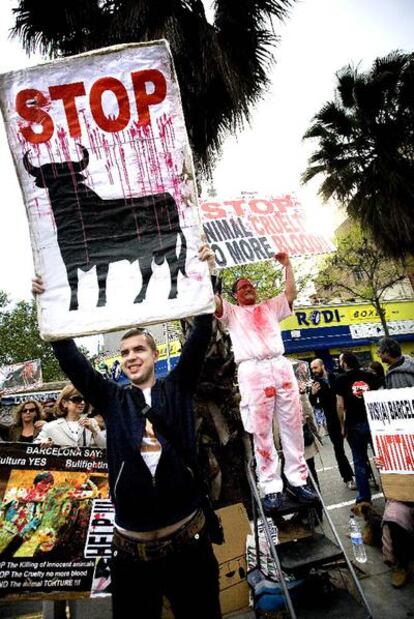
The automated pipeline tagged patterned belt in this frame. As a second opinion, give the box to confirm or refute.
[112,509,206,561]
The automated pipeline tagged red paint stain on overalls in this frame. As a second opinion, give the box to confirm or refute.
[264,386,276,398]
[257,447,272,461]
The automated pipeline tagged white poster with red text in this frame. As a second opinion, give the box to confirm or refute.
[364,388,414,474]
[200,195,335,269]
[0,41,214,340]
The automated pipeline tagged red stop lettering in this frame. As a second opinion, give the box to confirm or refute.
[15,89,54,144]
[200,202,227,220]
[49,82,86,138]
[131,69,167,126]
[224,200,246,217]
[249,199,273,215]
[15,69,168,143]
[90,77,130,132]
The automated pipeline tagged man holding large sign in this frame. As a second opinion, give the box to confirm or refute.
[0,41,214,340]
[33,243,221,619]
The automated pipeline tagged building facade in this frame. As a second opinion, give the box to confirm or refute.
[281,299,414,370]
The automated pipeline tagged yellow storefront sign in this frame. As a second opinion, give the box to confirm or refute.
[281,300,414,331]
[96,339,181,369]
[157,340,182,360]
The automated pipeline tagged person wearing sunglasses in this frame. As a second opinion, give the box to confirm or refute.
[34,385,106,448]
[7,399,45,443]
[215,251,317,512]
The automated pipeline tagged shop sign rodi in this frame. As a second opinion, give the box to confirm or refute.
[281,300,414,333]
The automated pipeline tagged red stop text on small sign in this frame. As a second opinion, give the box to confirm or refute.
[15,69,167,144]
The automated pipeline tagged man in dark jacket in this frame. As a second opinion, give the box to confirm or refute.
[335,352,378,504]
[32,246,221,619]
[377,337,414,389]
[309,359,355,489]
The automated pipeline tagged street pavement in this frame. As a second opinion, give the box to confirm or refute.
[1,438,413,619]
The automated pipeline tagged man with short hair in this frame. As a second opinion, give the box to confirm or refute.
[335,352,378,504]
[215,252,316,512]
[309,358,355,489]
[377,337,414,389]
[32,245,221,619]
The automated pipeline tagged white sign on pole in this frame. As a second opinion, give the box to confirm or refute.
[0,41,214,340]
[364,387,414,474]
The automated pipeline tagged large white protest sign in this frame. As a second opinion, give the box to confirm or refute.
[200,195,335,269]
[0,41,214,340]
[364,387,414,474]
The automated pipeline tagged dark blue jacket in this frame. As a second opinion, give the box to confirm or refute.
[52,314,212,531]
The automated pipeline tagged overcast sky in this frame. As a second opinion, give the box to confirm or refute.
[0,0,413,303]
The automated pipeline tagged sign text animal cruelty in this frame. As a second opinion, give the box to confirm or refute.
[200,195,335,268]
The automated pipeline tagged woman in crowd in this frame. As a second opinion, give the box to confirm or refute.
[34,385,106,448]
[293,360,321,490]
[8,400,45,442]
[368,360,386,389]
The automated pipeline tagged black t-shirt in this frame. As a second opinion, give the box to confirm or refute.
[18,434,34,443]
[335,369,378,427]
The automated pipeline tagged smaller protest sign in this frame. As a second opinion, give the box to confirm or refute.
[200,195,335,269]
[0,389,60,407]
[84,499,115,558]
[364,387,414,475]
[246,517,279,581]
[0,442,108,600]
[0,360,42,394]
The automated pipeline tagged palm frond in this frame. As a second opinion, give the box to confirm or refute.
[11,0,296,176]
[303,51,414,258]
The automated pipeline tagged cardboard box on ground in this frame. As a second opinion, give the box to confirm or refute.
[162,503,251,618]
[381,473,414,502]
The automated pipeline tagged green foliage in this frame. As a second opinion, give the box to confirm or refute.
[219,257,310,303]
[303,51,414,258]
[11,0,294,175]
[315,224,406,333]
[0,292,63,382]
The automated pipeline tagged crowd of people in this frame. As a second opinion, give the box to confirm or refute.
[0,247,413,617]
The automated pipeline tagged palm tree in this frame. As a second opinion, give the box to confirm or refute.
[11,0,294,175]
[302,51,414,258]
[10,0,294,509]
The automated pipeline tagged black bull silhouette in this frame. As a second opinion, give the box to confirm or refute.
[23,146,187,311]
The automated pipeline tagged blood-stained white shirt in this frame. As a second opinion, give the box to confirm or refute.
[218,293,292,364]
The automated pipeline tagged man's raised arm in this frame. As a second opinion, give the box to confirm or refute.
[169,244,215,391]
[32,276,114,412]
[275,252,297,307]
[51,339,115,411]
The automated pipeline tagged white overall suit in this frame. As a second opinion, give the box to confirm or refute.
[219,294,307,494]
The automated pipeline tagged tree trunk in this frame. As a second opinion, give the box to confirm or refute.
[373,298,389,336]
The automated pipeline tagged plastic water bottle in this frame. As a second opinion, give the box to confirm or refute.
[349,514,367,563]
